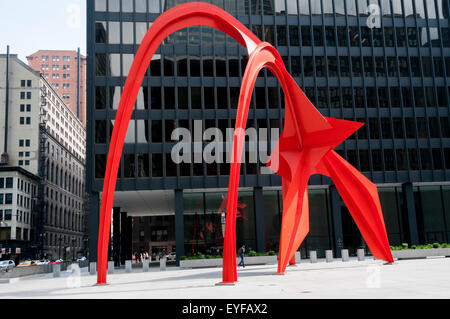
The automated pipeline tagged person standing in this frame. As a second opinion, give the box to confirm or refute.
[238,244,245,268]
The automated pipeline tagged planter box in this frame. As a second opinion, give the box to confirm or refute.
[392,248,450,260]
[180,255,277,269]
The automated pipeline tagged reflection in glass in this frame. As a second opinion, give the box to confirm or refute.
[109,86,121,110]
[95,22,107,43]
[95,0,106,11]
[137,154,149,177]
[299,0,309,14]
[380,0,391,16]
[415,0,426,18]
[323,0,333,15]
[122,54,134,76]
[275,0,286,15]
[149,0,160,13]
[346,0,357,16]
[96,53,106,76]
[426,0,437,19]
[137,120,149,143]
[136,0,147,12]
[122,22,134,44]
[124,154,135,178]
[404,0,414,17]
[358,0,368,16]
[108,22,120,44]
[310,0,322,15]
[125,120,135,143]
[392,0,402,15]
[108,0,120,12]
[136,22,148,44]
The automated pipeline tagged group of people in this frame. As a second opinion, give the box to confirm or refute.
[133,251,150,263]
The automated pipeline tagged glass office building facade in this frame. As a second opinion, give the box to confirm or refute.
[87,0,450,262]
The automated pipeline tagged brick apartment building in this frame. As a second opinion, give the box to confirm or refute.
[27,50,87,125]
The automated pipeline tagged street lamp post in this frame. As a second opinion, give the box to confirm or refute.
[58,236,62,260]
[72,239,76,260]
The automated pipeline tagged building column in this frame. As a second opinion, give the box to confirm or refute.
[88,192,99,262]
[402,182,419,245]
[254,187,265,253]
[330,185,343,258]
[174,189,184,266]
[120,212,128,265]
[126,216,133,261]
[113,207,121,267]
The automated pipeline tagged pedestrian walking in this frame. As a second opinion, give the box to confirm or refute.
[238,244,245,268]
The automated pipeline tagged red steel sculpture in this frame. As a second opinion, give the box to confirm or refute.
[96,2,394,285]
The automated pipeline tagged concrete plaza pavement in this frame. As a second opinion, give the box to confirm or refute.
[0,257,449,299]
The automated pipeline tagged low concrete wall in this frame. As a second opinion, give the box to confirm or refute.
[180,255,277,269]
[8,261,89,279]
[392,248,450,260]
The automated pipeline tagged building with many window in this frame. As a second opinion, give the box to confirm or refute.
[27,50,87,125]
[0,52,87,260]
[87,0,450,264]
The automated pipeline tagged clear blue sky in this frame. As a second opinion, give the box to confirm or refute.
[0,0,86,62]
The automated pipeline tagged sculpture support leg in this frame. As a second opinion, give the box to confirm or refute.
[322,151,394,263]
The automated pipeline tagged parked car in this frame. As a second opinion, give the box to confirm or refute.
[48,259,63,264]
[17,260,37,267]
[0,260,15,271]
[165,252,177,261]
[34,260,49,265]
[76,257,87,262]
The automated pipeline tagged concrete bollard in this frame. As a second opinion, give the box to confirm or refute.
[160,257,167,271]
[125,260,132,273]
[53,263,61,278]
[143,259,149,272]
[357,248,365,261]
[295,251,301,263]
[0,270,10,284]
[309,250,317,263]
[341,249,349,262]
[107,261,114,274]
[325,250,333,262]
[89,262,97,275]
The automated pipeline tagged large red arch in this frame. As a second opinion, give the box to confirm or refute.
[96,2,393,285]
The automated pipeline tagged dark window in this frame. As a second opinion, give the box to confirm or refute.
[152,154,163,177]
[325,26,336,46]
[95,121,107,144]
[405,118,416,138]
[359,150,370,171]
[428,117,440,138]
[360,27,371,47]
[5,178,13,188]
[328,56,338,77]
[384,149,395,171]
[95,22,107,43]
[165,153,177,177]
[349,27,359,46]
[387,57,398,77]
[315,57,325,76]
[420,149,432,170]
[372,150,382,171]
[177,58,187,76]
[301,26,311,46]
[95,53,106,76]
[203,57,213,77]
[337,26,348,46]
[416,117,427,138]
[151,87,161,109]
[384,27,394,46]
[354,88,365,108]
[410,57,421,77]
[95,86,106,109]
[151,120,162,143]
[366,87,377,108]
[372,28,383,47]
[369,118,380,139]
[437,87,448,106]
[375,57,386,77]
[422,57,433,77]
[189,58,200,77]
[441,117,450,138]
[392,117,403,138]
[291,56,301,76]
[178,87,188,109]
[357,118,368,139]
[396,27,406,46]
[378,87,388,108]
[340,56,350,76]
[95,154,106,179]
[124,154,135,178]
[164,87,175,109]
[408,149,419,170]
[303,57,313,76]
[264,25,275,45]
[381,118,392,139]
[414,87,425,107]
[352,57,362,77]
[289,26,299,46]
[396,149,408,170]
[434,57,443,77]
[432,148,443,169]
[425,87,436,107]
[276,25,287,46]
